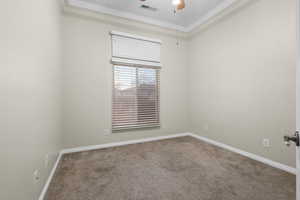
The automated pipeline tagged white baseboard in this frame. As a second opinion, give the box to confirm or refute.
[60,133,190,154]
[188,133,297,175]
[38,152,63,200]
[39,132,296,200]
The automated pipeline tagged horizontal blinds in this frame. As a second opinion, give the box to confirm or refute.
[112,65,160,130]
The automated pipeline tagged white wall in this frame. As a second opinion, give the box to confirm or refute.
[188,0,296,167]
[0,0,62,199]
[62,13,189,148]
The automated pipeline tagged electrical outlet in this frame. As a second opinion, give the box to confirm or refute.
[33,170,40,184]
[262,139,270,147]
[103,129,110,135]
[45,154,49,168]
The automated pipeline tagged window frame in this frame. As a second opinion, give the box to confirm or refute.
[112,64,160,131]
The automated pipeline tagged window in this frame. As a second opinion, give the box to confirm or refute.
[111,31,161,131]
[112,65,160,130]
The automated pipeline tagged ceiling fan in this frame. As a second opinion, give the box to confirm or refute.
[172,0,185,11]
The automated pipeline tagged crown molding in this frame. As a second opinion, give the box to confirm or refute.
[188,0,254,37]
[64,0,252,35]
[185,0,238,32]
[63,6,189,39]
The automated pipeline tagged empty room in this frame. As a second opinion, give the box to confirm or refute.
[1,0,300,199]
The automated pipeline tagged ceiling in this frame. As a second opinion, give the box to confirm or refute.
[66,0,239,32]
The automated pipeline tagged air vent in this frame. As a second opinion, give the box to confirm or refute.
[140,4,157,11]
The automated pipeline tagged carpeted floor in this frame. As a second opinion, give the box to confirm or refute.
[45,136,296,200]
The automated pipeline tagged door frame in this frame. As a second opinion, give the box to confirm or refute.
[296,0,300,199]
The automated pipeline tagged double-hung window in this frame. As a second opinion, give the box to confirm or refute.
[111,31,161,131]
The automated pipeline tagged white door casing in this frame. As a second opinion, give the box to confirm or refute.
[296,0,300,199]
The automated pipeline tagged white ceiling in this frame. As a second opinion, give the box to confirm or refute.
[66,0,239,32]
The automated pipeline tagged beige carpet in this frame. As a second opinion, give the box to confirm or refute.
[45,136,295,200]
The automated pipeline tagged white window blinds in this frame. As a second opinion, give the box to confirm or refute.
[112,66,160,130]
[111,31,162,67]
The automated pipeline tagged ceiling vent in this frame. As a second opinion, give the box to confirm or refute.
[140,4,157,11]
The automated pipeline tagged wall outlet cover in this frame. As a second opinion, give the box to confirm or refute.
[262,139,270,147]
[33,170,40,184]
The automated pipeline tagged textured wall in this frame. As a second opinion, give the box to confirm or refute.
[188,0,296,167]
